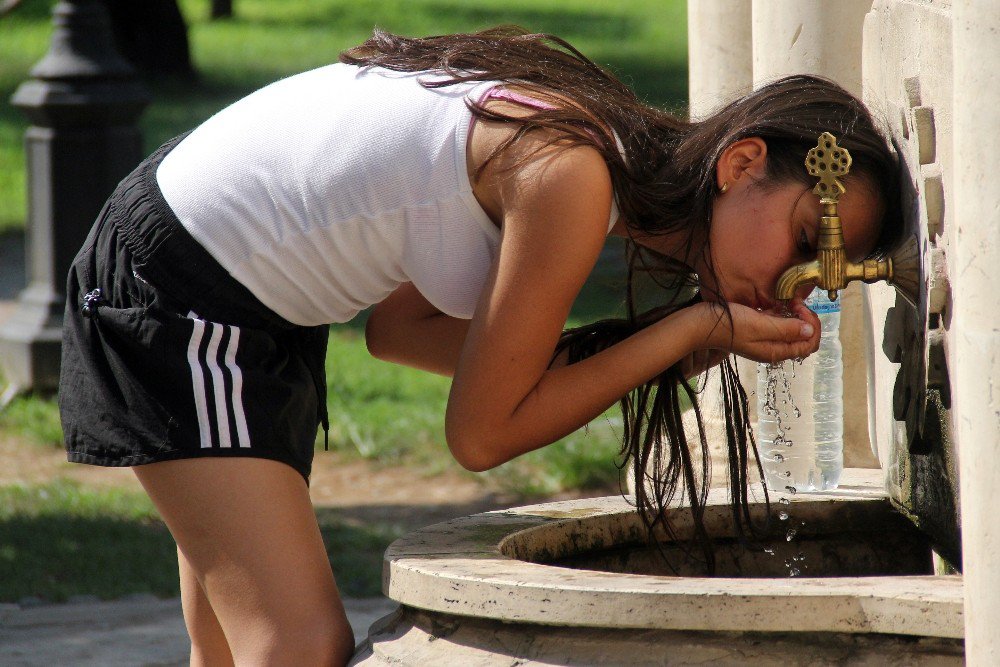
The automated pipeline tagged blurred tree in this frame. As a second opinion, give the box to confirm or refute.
[103,0,196,80]
[210,0,231,20]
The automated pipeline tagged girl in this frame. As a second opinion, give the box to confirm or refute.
[59,26,902,666]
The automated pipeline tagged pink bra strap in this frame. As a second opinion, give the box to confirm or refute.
[479,85,610,147]
[482,86,559,111]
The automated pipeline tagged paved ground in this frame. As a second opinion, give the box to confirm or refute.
[0,594,399,666]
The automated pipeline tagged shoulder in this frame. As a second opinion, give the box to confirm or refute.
[466,87,617,239]
[473,119,613,228]
[503,135,611,213]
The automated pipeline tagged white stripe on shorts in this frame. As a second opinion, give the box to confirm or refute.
[185,312,212,449]
[223,325,251,448]
[186,312,251,449]
[204,322,231,448]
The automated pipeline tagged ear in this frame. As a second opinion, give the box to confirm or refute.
[715,137,768,190]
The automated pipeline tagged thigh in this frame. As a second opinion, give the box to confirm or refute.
[135,457,354,666]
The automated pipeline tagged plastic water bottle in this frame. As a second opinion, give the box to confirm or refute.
[757,287,843,492]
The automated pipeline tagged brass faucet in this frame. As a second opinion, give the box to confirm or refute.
[774,132,919,307]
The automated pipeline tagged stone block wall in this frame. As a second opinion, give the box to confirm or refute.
[861,0,960,567]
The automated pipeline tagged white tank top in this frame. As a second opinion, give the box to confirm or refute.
[156,63,617,326]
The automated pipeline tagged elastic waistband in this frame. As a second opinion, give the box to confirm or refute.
[114,133,296,332]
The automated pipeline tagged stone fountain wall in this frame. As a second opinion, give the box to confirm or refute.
[861,0,961,568]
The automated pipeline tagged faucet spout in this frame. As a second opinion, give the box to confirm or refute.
[775,260,821,301]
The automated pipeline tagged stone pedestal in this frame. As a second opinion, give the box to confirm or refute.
[355,471,964,665]
[0,0,148,393]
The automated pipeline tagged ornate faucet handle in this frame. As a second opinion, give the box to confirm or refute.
[777,131,917,305]
[805,132,852,202]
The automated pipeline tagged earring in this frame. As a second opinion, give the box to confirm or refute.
[719,181,729,194]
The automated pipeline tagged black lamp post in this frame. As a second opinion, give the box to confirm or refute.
[0,0,149,396]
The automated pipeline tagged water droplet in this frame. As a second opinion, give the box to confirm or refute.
[779,498,791,505]
[773,453,784,463]
[785,528,798,541]
[783,471,792,477]
[793,407,802,418]
[779,511,790,521]
[788,567,801,577]
[763,547,775,556]
[784,486,798,495]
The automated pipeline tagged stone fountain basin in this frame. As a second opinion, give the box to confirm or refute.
[352,469,964,665]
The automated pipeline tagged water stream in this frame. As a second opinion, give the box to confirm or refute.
[760,360,808,577]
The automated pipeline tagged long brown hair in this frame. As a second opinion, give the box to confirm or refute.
[342,26,904,571]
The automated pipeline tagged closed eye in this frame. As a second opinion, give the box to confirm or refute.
[797,228,814,255]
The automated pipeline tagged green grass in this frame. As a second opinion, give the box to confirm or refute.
[0,390,62,444]
[0,480,178,601]
[0,479,407,601]
[323,330,627,496]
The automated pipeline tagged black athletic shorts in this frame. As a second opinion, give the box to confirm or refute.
[59,134,330,483]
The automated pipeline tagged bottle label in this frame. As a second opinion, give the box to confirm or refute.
[806,287,841,314]
[810,300,841,314]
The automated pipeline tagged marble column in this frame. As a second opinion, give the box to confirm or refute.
[688,0,752,120]
[952,0,1000,660]
[751,0,879,468]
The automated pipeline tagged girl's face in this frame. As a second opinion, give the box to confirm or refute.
[697,139,882,309]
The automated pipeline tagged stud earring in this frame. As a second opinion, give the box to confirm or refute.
[719,182,729,194]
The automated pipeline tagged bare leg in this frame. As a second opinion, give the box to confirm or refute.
[134,457,354,666]
[178,545,235,666]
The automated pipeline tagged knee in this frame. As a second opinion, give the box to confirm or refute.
[304,618,355,667]
[239,615,355,666]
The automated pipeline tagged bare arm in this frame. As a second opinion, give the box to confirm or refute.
[446,139,674,470]
[366,282,574,376]
[365,283,471,377]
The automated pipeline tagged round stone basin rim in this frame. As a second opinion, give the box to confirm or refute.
[383,472,963,639]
